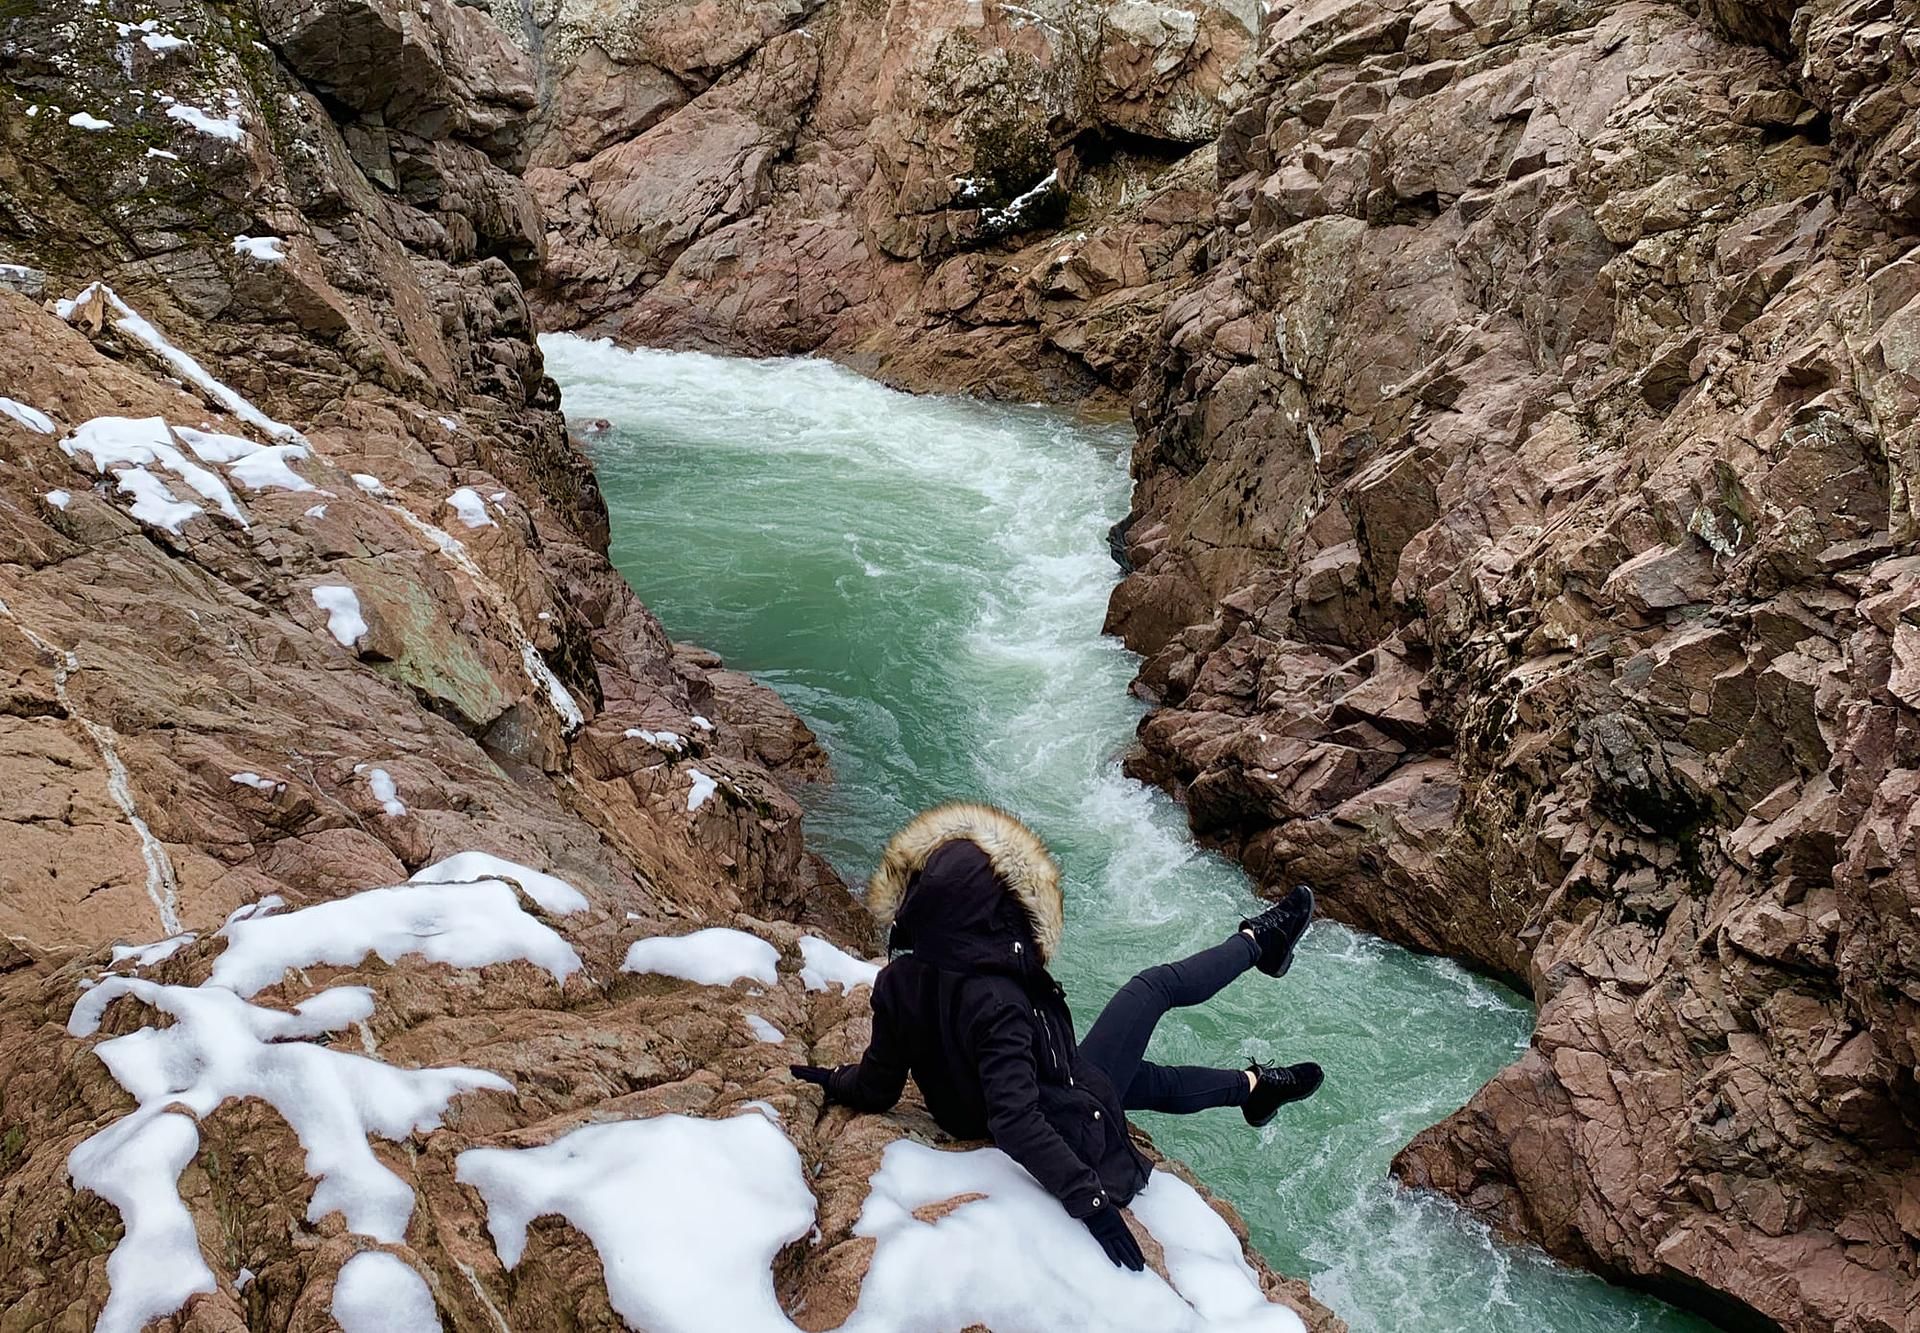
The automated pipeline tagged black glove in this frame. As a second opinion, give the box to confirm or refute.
[789,1064,833,1091]
[1083,1203,1145,1271]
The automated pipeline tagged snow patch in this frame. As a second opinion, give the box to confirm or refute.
[407,850,590,915]
[62,415,246,526]
[177,425,314,492]
[55,286,302,441]
[457,1113,815,1333]
[312,585,367,647]
[1127,1170,1310,1331]
[67,973,509,1314]
[68,110,113,130]
[520,644,584,731]
[68,1111,214,1333]
[109,933,195,970]
[690,715,715,732]
[116,466,199,533]
[622,928,778,988]
[231,234,285,262]
[45,489,71,510]
[686,768,719,812]
[166,102,243,140]
[366,767,406,817]
[208,878,581,998]
[332,1251,442,1333]
[624,727,683,751]
[979,169,1061,232]
[744,1013,785,1044]
[0,396,54,433]
[446,486,494,528]
[351,473,386,494]
[842,1146,1307,1333]
[798,935,881,993]
[229,771,284,793]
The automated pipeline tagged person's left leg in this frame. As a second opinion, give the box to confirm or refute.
[1119,1059,1250,1114]
[1079,932,1260,1097]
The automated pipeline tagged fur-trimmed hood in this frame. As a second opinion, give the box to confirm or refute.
[867,802,1063,963]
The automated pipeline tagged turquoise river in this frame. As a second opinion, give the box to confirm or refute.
[545,333,1716,1333]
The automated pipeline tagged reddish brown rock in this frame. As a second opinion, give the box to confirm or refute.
[525,0,1255,407]
[0,0,1333,1325]
[1097,0,1920,1326]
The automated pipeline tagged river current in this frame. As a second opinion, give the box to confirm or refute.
[545,334,1712,1333]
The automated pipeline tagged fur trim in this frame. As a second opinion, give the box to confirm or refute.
[867,802,1063,962]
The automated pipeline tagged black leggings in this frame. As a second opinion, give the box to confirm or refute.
[1079,933,1259,1113]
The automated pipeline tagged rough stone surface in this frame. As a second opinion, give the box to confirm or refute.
[524,0,1257,407]
[0,1,1334,1327]
[1094,0,1920,1328]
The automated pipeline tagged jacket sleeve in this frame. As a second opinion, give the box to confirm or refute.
[967,998,1110,1219]
[824,974,910,1112]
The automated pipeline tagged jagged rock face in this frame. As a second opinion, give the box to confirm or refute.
[0,0,1336,1326]
[1103,0,1920,1327]
[524,0,1255,405]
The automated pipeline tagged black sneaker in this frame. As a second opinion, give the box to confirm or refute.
[1243,1060,1324,1128]
[1240,885,1314,977]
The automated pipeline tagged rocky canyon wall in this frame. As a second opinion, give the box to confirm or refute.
[1101,0,1920,1328]
[0,0,1334,1328]
[521,0,1260,406]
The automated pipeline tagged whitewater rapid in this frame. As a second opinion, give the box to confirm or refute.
[543,333,1711,1333]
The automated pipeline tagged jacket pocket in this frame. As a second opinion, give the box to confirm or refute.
[1039,1083,1107,1165]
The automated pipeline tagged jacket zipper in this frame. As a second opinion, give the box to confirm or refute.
[1015,942,1073,1086]
[1035,1005,1059,1078]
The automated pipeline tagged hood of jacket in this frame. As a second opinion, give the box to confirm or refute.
[867,802,1064,965]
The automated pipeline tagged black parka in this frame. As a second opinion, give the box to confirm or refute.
[825,806,1151,1219]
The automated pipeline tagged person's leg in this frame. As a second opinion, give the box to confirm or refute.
[1080,932,1260,1096]
[1120,1059,1250,1113]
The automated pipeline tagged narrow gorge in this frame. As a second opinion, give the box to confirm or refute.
[0,0,1914,1329]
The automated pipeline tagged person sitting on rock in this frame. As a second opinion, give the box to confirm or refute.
[790,801,1321,1271]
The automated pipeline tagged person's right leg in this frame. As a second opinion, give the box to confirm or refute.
[1120,1059,1250,1114]
[1079,933,1261,1097]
